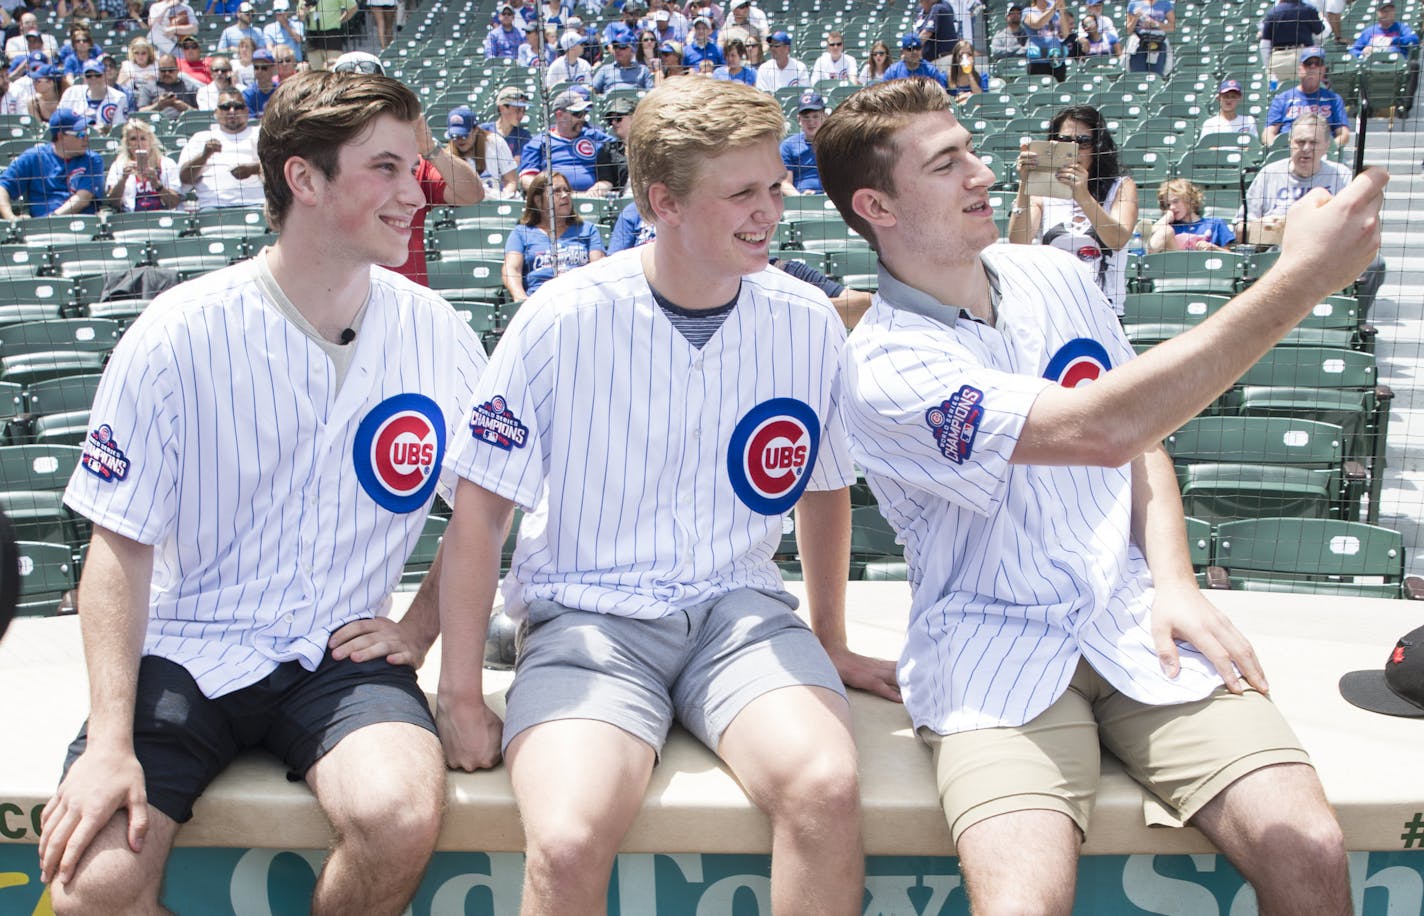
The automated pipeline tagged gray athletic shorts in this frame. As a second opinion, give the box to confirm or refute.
[501,588,847,755]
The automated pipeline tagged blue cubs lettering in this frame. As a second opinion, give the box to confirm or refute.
[727,398,821,515]
[353,393,446,514]
[926,386,984,465]
[80,424,131,482]
[1043,338,1112,388]
[470,395,529,451]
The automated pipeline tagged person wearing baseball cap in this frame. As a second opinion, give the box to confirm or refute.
[482,86,533,158]
[516,88,614,193]
[444,105,519,199]
[0,108,104,219]
[683,14,724,72]
[483,1,524,59]
[591,24,653,93]
[548,31,593,85]
[1349,0,1419,59]
[780,90,827,195]
[241,48,278,116]
[262,0,307,66]
[217,2,268,56]
[883,32,948,87]
[1341,625,1424,718]
[1200,77,1260,139]
[1261,46,1350,147]
[590,94,636,196]
[59,58,130,136]
[755,28,809,91]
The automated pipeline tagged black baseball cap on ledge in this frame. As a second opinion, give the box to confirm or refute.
[1339,625,1424,718]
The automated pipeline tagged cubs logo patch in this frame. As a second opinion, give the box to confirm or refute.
[727,398,821,516]
[469,395,529,451]
[926,386,984,465]
[1043,338,1112,388]
[353,394,445,514]
[99,101,119,124]
[81,424,130,482]
[574,137,596,158]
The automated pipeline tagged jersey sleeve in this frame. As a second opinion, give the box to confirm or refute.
[517,135,544,179]
[843,319,1053,516]
[63,315,181,544]
[448,305,552,510]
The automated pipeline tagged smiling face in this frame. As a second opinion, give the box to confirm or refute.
[658,139,786,282]
[797,107,824,140]
[872,109,998,270]
[311,113,426,268]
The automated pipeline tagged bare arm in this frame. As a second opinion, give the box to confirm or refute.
[435,479,512,771]
[328,543,445,668]
[38,526,154,885]
[1011,168,1388,468]
[52,189,95,217]
[415,117,483,207]
[1130,447,1265,694]
[0,187,20,221]
[796,487,900,701]
[502,249,527,301]
[1070,174,1137,251]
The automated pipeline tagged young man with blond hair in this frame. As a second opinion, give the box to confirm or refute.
[39,70,487,915]
[815,77,1386,916]
[435,77,898,915]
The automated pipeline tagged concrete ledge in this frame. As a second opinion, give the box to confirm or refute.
[3,584,1422,856]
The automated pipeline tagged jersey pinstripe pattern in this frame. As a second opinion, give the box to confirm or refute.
[63,258,489,698]
[841,245,1224,737]
[451,247,856,621]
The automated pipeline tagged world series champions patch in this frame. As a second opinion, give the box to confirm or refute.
[469,395,529,451]
[353,394,446,514]
[81,424,131,482]
[1043,338,1112,388]
[727,398,821,516]
[926,386,984,465]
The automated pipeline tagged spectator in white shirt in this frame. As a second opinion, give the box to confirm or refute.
[810,29,856,83]
[755,29,809,91]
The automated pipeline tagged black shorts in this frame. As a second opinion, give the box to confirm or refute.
[62,648,436,823]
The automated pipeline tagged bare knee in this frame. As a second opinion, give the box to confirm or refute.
[762,750,860,827]
[50,828,170,916]
[328,772,444,862]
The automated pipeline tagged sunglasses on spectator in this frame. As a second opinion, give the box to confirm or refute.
[872,50,887,55]
[827,41,842,47]
[212,66,232,73]
[253,63,273,70]
[611,41,629,48]
[84,71,104,77]
[606,114,626,124]
[331,58,382,74]
[218,101,247,111]
[641,36,656,42]
[159,66,178,72]
[1050,132,1093,148]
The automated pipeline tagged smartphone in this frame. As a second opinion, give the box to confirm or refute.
[135,149,149,171]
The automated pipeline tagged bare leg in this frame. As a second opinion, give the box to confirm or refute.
[305,722,445,916]
[956,809,1080,916]
[507,719,656,916]
[49,808,179,916]
[716,685,862,916]
[1190,763,1350,916]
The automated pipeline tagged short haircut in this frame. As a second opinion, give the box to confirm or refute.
[627,78,783,220]
[1291,113,1331,142]
[722,37,746,57]
[1156,178,1203,216]
[257,70,421,232]
[815,77,951,250]
[519,171,581,227]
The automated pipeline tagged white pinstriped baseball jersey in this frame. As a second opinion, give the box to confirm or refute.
[63,256,488,698]
[841,245,1225,737]
[450,247,857,621]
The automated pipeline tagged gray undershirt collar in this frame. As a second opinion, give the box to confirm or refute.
[875,256,1002,328]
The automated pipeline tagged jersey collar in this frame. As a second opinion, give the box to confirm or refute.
[876,255,1002,328]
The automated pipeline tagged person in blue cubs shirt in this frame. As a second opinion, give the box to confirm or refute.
[517,89,615,192]
[1261,46,1349,147]
[780,90,826,195]
[1146,179,1235,252]
[0,108,105,219]
[1350,0,1419,57]
[502,170,606,300]
[885,34,948,86]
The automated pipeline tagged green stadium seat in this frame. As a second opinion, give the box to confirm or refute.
[13,540,77,616]
[1211,518,1424,599]
[23,373,102,447]
[0,319,121,387]
[0,277,73,327]
[103,210,188,245]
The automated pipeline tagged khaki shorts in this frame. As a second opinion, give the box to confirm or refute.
[921,659,1311,844]
[1270,47,1304,86]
